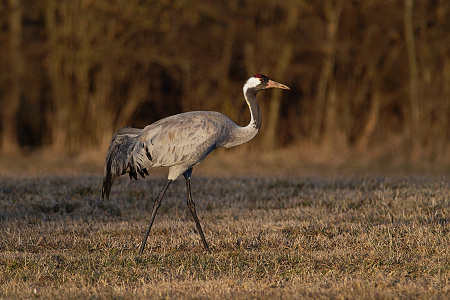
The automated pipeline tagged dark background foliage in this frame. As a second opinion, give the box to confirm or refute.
[0,0,449,161]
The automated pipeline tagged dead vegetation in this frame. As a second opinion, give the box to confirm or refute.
[0,175,449,298]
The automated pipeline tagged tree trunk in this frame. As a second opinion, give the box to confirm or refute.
[45,0,69,151]
[262,0,299,150]
[356,89,380,151]
[2,0,23,152]
[404,0,421,153]
[441,49,450,156]
[312,0,343,144]
[217,22,237,121]
[263,44,293,150]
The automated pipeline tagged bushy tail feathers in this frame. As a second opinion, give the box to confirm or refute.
[102,127,145,200]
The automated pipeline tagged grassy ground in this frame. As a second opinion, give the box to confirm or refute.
[0,174,449,299]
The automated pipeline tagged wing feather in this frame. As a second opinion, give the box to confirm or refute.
[141,114,222,168]
[102,112,231,200]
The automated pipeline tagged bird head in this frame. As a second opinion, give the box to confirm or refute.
[244,74,290,93]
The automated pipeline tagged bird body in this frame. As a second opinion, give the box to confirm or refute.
[102,110,258,198]
[102,74,289,253]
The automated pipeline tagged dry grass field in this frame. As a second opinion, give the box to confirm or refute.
[0,172,449,299]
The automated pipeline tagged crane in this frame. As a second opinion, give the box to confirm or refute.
[102,74,290,254]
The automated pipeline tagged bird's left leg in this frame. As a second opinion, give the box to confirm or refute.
[184,170,209,251]
[139,179,172,254]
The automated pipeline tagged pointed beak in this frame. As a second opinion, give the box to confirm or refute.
[265,80,290,90]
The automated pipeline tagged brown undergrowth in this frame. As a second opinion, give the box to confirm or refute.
[1,142,449,178]
[0,175,449,298]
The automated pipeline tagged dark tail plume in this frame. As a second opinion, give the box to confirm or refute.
[102,127,142,200]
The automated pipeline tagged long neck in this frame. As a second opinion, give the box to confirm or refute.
[222,87,261,148]
[245,87,262,130]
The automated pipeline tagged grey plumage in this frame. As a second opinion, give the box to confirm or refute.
[101,74,289,253]
[102,112,237,200]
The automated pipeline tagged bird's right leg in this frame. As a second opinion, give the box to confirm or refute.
[139,179,172,254]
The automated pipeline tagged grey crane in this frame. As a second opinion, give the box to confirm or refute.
[102,74,290,254]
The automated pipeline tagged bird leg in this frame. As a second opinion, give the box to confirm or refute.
[186,178,210,251]
[139,179,172,254]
